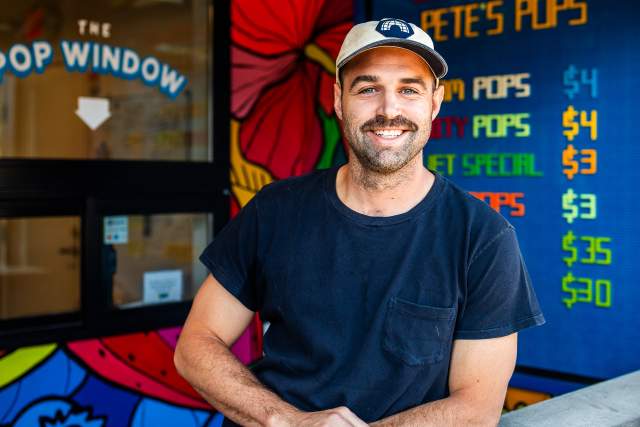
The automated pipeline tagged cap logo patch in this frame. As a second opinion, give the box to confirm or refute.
[375,18,414,39]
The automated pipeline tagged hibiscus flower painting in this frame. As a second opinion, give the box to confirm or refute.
[229,0,352,212]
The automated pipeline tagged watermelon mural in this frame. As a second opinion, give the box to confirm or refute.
[0,331,222,427]
[0,0,352,424]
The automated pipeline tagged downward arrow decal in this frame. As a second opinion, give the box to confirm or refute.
[75,96,111,130]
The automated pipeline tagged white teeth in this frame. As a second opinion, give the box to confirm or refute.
[374,129,403,138]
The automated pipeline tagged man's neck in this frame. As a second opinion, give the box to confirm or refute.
[335,156,435,217]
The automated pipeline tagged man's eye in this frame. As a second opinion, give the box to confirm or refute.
[401,88,419,95]
[358,87,376,94]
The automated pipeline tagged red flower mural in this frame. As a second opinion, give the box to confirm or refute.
[230,0,352,210]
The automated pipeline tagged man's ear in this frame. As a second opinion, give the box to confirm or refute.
[431,84,445,121]
[334,82,343,121]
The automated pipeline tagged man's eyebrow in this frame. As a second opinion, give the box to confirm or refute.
[349,75,378,90]
[399,77,427,89]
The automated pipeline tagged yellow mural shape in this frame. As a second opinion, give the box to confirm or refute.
[0,343,57,388]
[230,119,274,208]
[304,43,336,75]
[504,386,551,412]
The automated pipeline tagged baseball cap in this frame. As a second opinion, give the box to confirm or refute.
[336,18,448,86]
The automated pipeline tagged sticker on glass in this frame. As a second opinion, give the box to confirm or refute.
[143,269,183,304]
[104,215,129,244]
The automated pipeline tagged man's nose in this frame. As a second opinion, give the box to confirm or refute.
[376,90,401,119]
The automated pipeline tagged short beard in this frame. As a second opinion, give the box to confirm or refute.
[343,114,431,175]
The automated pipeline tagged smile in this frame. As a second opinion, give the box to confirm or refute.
[370,129,407,139]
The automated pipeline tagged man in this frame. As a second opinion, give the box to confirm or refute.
[175,18,545,427]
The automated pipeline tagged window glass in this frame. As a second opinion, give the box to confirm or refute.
[0,0,211,161]
[0,216,81,319]
[103,213,211,308]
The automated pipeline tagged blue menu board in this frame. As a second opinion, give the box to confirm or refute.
[361,0,640,381]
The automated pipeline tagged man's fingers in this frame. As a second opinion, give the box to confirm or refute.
[292,407,368,427]
[327,412,354,426]
[334,407,368,426]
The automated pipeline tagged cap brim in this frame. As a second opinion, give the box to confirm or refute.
[337,39,448,80]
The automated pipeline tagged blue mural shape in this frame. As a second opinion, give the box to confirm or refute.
[0,350,86,425]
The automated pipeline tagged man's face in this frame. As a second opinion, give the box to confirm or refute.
[334,47,444,174]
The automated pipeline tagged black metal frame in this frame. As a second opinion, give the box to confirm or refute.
[515,365,602,386]
[0,0,230,349]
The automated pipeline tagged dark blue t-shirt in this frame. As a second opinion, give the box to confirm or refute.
[200,166,544,424]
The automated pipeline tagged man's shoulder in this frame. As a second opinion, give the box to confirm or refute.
[253,167,332,208]
[438,173,510,222]
[436,172,514,239]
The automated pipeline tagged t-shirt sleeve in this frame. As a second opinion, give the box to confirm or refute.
[454,226,545,339]
[199,196,262,311]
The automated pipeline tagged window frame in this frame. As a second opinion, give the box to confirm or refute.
[0,0,230,348]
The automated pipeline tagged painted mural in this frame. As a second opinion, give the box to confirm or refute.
[0,0,352,425]
[0,330,223,427]
[229,0,351,208]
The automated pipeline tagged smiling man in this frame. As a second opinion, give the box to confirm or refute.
[175,18,545,427]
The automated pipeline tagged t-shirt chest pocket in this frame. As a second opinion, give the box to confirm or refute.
[383,296,456,366]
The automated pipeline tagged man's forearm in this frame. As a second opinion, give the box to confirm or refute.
[174,333,297,427]
[370,391,501,427]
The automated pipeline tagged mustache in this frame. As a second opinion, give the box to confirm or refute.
[360,115,418,132]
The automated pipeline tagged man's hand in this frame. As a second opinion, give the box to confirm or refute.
[270,407,369,427]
